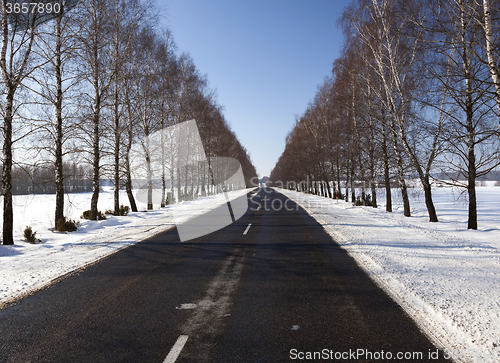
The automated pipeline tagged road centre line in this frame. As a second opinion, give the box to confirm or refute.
[243,224,252,235]
[177,253,245,360]
[163,335,188,363]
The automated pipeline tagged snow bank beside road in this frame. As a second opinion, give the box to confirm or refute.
[279,187,500,363]
[0,188,252,306]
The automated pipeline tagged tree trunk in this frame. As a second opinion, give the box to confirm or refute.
[482,0,500,135]
[345,165,350,202]
[467,119,477,229]
[170,167,175,202]
[357,144,366,205]
[90,24,101,220]
[161,173,166,207]
[147,155,153,210]
[113,82,120,215]
[145,134,153,210]
[124,96,137,212]
[462,4,477,229]
[398,124,439,221]
[422,177,438,223]
[160,125,166,207]
[350,162,355,204]
[367,85,377,208]
[90,79,101,220]
[201,162,206,197]
[466,79,477,229]
[379,106,393,212]
[390,118,410,217]
[336,160,342,198]
[361,181,367,205]
[2,91,14,245]
[124,146,138,213]
[325,179,332,198]
[177,167,181,201]
[371,181,377,208]
[467,154,478,230]
[54,13,64,229]
[368,112,377,208]
[90,108,100,220]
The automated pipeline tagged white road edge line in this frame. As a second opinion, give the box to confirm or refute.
[163,335,189,363]
[243,223,252,235]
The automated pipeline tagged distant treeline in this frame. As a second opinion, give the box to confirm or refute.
[6,162,93,195]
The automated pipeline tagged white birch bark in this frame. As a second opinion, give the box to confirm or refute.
[481,0,500,135]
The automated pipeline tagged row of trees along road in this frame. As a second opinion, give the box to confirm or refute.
[0,0,257,245]
[270,0,500,230]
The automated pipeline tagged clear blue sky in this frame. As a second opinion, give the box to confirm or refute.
[159,0,351,177]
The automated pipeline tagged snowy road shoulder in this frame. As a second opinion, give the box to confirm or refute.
[279,188,500,363]
[0,188,253,307]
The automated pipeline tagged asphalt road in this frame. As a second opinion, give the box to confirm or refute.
[0,188,452,362]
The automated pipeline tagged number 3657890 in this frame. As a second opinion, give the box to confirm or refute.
[4,2,61,14]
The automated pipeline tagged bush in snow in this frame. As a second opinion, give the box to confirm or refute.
[104,205,130,216]
[55,217,78,232]
[354,194,373,207]
[81,210,106,221]
[24,226,41,244]
[119,205,130,216]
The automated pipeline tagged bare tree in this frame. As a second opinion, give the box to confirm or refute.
[154,30,176,206]
[27,0,80,230]
[108,0,154,215]
[0,1,43,244]
[75,0,112,220]
[133,28,163,209]
[343,0,447,221]
[429,0,500,229]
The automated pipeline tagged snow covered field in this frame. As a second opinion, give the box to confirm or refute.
[0,187,252,306]
[280,183,500,363]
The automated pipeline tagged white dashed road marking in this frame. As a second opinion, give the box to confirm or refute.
[243,224,252,235]
[163,335,189,363]
[176,252,246,360]
[176,303,197,310]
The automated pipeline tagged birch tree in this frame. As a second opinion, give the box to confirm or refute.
[108,0,153,215]
[343,0,445,221]
[1,1,43,244]
[428,0,500,229]
[28,0,80,230]
[75,0,112,220]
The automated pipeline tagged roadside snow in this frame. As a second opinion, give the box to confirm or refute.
[279,185,500,363]
[0,188,252,306]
